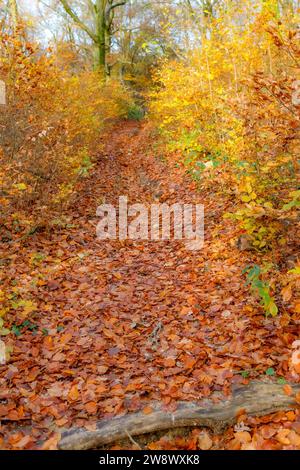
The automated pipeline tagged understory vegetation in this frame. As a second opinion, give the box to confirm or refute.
[149,3,299,318]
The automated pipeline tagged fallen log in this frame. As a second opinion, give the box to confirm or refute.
[59,381,300,450]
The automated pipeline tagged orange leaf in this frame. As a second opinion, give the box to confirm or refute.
[43,336,53,349]
[288,430,300,446]
[286,411,296,421]
[96,384,107,394]
[227,438,241,450]
[113,272,122,280]
[164,358,176,367]
[41,433,60,450]
[187,295,196,306]
[281,285,292,302]
[68,384,79,401]
[85,401,97,414]
[143,406,153,415]
[180,306,191,316]
[14,435,32,449]
[293,301,300,314]
[183,357,197,369]
[276,429,290,445]
[234,431,252,444]
[60,333,72,345]
[283,384,293,396]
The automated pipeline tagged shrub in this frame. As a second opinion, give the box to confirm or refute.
[0,28,131,230]
[127,103,145,121]
[149,8,299,249]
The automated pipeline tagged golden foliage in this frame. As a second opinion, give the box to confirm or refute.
[0,29,131,227]
[149,6,299,249]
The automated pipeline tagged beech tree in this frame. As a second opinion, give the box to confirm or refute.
[58,0,128,74]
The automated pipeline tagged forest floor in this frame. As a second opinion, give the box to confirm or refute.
[0,120,299,450]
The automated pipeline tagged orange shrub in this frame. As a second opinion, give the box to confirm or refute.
[0,29,131,229]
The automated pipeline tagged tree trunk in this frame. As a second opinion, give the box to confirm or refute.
[59,0,127,77]
[96,0,107,73]
[9,0,19,32]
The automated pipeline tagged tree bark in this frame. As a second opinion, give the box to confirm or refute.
[96,0,106,71]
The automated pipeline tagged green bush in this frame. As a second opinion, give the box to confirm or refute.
[127,103,144,121]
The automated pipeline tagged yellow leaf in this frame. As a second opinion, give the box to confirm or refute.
[20,300,37,318]
[14,183,27,191]
[241,194,252,202]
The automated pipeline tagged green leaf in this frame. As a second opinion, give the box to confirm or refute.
[268,302,278,317]
[241,370,249,378]
[12,325,22,337]
[265,367,275,376]
[277,377,286,385]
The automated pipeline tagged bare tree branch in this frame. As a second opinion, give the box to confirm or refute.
[58,0,98,42]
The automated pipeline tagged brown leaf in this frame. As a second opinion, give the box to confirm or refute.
[198,432,213,450]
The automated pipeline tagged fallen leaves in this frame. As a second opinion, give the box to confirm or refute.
[0,121,299,450]
[164,358,176,367]
[60,333,73,346]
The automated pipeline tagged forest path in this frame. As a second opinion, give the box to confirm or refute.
[0,120,298,449]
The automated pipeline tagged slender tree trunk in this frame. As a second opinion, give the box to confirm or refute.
[9,0,19,32]
[96,0,106,71]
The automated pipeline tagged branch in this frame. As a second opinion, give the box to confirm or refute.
[87,0,97,18]
[58,0,98,42]
[107,0,127,16]
[59,381,300,450]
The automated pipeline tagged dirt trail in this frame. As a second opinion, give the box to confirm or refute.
[0,121,299,449]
